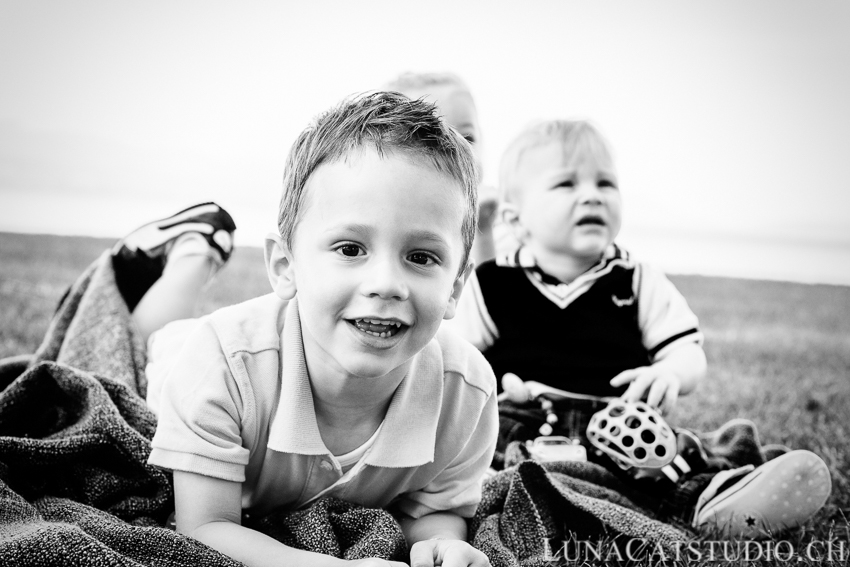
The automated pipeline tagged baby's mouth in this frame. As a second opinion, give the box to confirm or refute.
[576,215,606,226]
[349,318,405,338]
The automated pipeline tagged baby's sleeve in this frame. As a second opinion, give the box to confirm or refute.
[636,263,704,362]
[147,319,250,482]
[443,268,499,351]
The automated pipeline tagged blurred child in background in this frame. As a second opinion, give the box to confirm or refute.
[386,72,499,267]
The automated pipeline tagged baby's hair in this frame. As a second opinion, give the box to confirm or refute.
[499,120,615,204]
[278,91,479,273]
[385,72,471,97]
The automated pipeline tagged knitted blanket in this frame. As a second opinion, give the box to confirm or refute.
[0,251,775,566]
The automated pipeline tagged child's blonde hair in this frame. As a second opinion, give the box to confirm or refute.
[499,120,614,205]
[278,91,479,273]
[385,72,472,98]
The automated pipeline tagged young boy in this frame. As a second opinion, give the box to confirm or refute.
[141,93,497,567]
[445,119,831,538]
[385,72,498,267]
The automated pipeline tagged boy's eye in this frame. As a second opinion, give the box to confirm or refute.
[598,179,618,189]
[337,244,364,257]
[554,179,575,189]
[463,134,477,145]
[408,252,436,266]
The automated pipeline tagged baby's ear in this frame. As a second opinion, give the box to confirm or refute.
[443,261,474,320]
[500,202,528,243]
[264,233,297,300]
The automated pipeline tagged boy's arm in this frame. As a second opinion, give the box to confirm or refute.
[393,352,498,567]
[399,512,490,567]
[174,471,406,567]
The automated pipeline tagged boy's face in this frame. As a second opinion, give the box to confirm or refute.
[268,147,470,381]
[507,140,622,262]
[404,84,482,172]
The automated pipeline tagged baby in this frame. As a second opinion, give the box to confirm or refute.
[138,92,497,567]
[449,119,705,413]
[446,119,831,539]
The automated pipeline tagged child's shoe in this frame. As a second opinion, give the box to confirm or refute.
[693,450,831,539]
[112,202,236,310]
[113,202,236,263]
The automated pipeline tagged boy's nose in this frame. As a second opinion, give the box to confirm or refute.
[361,257,409,301]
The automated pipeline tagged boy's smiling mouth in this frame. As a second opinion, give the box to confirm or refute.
[348,318,406,338]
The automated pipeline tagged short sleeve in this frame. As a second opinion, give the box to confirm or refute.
[635,263,704,361]
[147,319,251,482]
[443,269,499,351]
[395,368,498,519]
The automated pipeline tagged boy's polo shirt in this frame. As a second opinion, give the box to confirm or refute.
[148,294,497,519]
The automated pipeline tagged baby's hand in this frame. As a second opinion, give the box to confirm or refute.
[610,366,681,414]
[409,539,491,567]
[498,372,530,403]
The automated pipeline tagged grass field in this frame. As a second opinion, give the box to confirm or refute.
[2,231,849,562]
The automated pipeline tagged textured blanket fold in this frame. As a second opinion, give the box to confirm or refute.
[472,460,687,566]
[472,420,779,567]
[0,251,773,566]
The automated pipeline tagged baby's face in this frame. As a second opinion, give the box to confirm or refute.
[510,141,622,262]
[285,147,468,381]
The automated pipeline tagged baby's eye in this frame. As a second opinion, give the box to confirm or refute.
[336,244,364,257]
[408,252,437,266]
[553,179,575,189]
[462,134,477,145]
[598,179,618,189]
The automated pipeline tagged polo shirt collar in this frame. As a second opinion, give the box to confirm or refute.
[266,296,442,468]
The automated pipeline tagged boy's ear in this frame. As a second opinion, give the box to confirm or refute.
[500,202,528,243]
[443,261,474,320]
[264,233,297,300]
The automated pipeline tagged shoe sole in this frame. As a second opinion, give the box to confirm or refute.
[697,450,831,539]
[113,202,235,260]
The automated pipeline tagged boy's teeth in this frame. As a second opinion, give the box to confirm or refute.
[363,318,400,326]
[353,318,403,337]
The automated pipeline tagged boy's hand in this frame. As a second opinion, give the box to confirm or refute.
[409,539,491,567]
[349,559,408,567]
[610,366,681,414]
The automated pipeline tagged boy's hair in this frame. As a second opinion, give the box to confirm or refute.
[278,91,479,273]
[499,120,614,204]
[384,72,472,98]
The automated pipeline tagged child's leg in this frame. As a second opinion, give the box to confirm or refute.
[131,236,222,342]
[112,203,236,342]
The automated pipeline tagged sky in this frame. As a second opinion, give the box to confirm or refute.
[1,1,849,285]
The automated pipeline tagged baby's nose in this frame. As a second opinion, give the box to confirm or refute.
[578,183,604,203]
